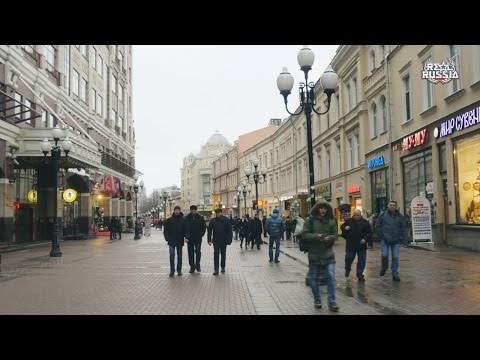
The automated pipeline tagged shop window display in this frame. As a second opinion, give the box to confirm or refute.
[454,133,480,224]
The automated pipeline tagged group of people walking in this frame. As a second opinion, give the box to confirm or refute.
[163,205,232,277]
[153,198,409,313]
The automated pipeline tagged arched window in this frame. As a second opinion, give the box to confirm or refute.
[381,96,387,133]
[370,102,377,138]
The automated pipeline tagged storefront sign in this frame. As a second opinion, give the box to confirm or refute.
[368,155,385,169]
[402,129,428,151]
[410,196,433,243]
[68,168,87,177]
[434,105,480,139]
[347,185,360,194]
[63,188,77,203]
[315,183,331,198]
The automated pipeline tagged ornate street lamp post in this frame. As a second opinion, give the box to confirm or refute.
[133,174,142,240]
[245,158,267,214]
[277,45,338,209]
[238,182,251,217]
[40,125,72,257]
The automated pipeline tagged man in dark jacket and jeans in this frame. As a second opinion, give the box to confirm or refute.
[377,200,409,282]
[265,208,285,263]
[184,205,206,273]
[164,206,185,277]
[341,209,372,281]
[302,201,339,312]
[208,208,233,275]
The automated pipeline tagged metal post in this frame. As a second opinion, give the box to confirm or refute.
[50,142,62,257]
[305,104,316,209]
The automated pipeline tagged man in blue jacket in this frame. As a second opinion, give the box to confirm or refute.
[377,200,409,282]
[265,208,285,263]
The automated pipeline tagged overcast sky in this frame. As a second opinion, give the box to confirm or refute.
[132,45,339,195]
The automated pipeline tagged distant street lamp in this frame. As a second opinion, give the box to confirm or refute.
[133,174,143,240]
[238,182,251,217]
[245,157,267,214]
[277,45,338,208]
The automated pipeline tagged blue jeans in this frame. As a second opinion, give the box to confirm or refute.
[381,240,400,277]
[169,245,183,274]
[309,262,336,304]
[345,248,366,276]
[268,236,280,261]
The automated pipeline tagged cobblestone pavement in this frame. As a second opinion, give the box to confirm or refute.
[0,230,479,315]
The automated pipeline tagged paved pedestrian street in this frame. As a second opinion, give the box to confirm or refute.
[1,229,479,315]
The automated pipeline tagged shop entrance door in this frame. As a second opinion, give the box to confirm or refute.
[16,207,33,243]
[442,179,448,243]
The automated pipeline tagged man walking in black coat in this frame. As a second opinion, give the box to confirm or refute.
[340,209,372,281]
[207,208,233,275]
[248,212,263,250]
[164,206,185,277]
[184,205,206,273]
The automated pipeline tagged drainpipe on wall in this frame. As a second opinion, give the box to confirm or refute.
[386,47,394,201]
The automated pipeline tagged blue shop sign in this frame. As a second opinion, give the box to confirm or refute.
[368,155,385,169]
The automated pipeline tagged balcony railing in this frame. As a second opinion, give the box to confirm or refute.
[100,149,136,178]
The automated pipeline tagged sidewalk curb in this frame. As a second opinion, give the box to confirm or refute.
[0,241,52,254]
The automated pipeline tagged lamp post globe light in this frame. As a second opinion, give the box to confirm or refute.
[277,46,338,209]
[245,158,267,214]
[40,125,72,257]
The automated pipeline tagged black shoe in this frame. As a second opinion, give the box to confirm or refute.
[169,272,174,277]
[257,247,260,250]
[392,276,401,282]
[345,270,350,278]
[274,259,280,263]
[357,275,365,282]
[177,272,182,276]
[380,269,386,276]
[269,259,273,263]
[213,271,219,276]
[221,268,225,274]
[314,299,322,309]
[189,268,195,274]
[328,302,339,312]
[196,265,201,272]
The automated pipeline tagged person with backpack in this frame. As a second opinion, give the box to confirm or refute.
[265,208,285,263]
[341,209,372,281]
[376,200,409,282]
[302,201,339,312]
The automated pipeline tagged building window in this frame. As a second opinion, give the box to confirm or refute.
[346,83,351,112]
[326,149,331,178]
[90,47,96,70]
[24,99,33,125]
[403,74,411,122]
[352,77,357,106]
[370,102,377,138]
[439,143,447,173]
[335,94,340,122]
[91,89,96,111]
[111,74,117,94]
[448,45,461,94]
[371,168,389,215]
[97,56,103,78]
[80,77,87,102]
[64,45,70,93]
[381,96,387,133]
[97,94,103,116]
[402,149,432,218]
[347,137,353,170]
[44,45,56,72]
[454,133,480,224]
[111,109,117,122]
[72,70,79,96]
[41,109,47,127]
[473,45,480,83]
[422,58,434,110]
[370,50,376,72]
[336,142,341,174]
[119,84,123,102]
[354,133,360,167]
